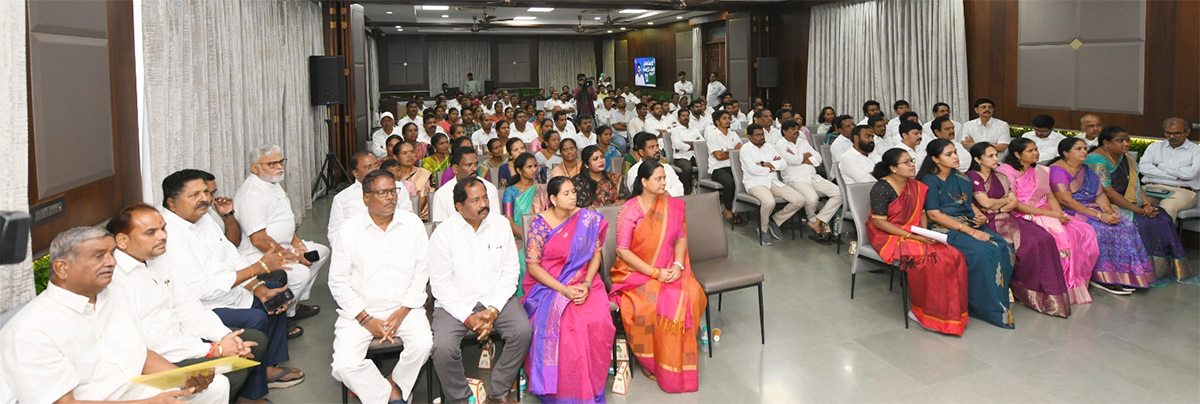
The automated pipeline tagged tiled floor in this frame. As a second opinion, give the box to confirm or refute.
[271,196,1200,403]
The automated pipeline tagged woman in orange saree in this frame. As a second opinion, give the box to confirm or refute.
[867,149,970,335]
[609,161,707,393]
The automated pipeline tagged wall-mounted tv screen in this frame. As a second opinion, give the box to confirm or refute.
[634,57,656,87]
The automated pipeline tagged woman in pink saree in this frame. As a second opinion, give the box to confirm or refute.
[996,138,1099,304]
[522,176,615,403]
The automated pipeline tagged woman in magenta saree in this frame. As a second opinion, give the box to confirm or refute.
[968,142,1071,318]
[997,138,1099,304]
[1049,137,1154,290]
[522,177,615,403]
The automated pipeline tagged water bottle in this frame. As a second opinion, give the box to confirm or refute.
[468,397,476,404]
[700,326,709,353]
[519,369,527,398]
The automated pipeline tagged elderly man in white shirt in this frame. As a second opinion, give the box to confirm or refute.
[961,98,1011,152]
[838,126,882,185]
[777,120,841,241]
[329,170,433,404]
[105,204,269,402]
[159,169,306,391]
[0,227,228,404]
[328,153,413,248]
[433,147,501,223]
[429,177,532,404]
[625,132,685,197]
[922,116,972,172]
[234,145,330,320]
[1020,114,1067,165]
[706,72,727,110]
[674,71,694,98]
[740,123,806,246]
[1139,117,1200,220]
[1078,114,1103,149]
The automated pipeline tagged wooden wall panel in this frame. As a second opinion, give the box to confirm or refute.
[612,22,692,93]
[376,35,598,92]
[964,0,1199,140]
[764,6,809,115]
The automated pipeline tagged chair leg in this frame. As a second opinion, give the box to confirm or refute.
[902,271,910,329]
[889,267,895,291]
[718,293,723,311]
[341,384,349,404]
[850,272,857,299]
[705,306,713,358]
[757,283,765,344]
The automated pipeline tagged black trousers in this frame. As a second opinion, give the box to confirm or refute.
[674,157,696,194]
[711,167,735,211]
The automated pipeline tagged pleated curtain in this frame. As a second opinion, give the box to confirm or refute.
[428,40,490,95]
[367,34,381,123]
[538,41,596,91]
[0,0,32,312]
[141,0,327,221]
[806,0,970,124]
[602,38,615,80]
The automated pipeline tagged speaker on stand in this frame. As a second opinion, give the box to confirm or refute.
[756,57,779,107]
[308,56,350,197]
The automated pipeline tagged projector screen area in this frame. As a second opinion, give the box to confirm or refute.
[634,57,656,87]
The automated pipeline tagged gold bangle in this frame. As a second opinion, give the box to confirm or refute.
[257,261,269,274]
[651,268,659,279]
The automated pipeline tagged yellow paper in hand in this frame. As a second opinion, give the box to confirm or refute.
[130,357,259,390]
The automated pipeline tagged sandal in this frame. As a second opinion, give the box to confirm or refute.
[291,304,320,320]
[266,367,306,389]
[730,215,748,227]
[286,325,304,340]
[809,233,833,245]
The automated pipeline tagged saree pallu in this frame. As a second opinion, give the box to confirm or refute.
[997,164,1098,304]
[867,179,969,335]
[421,155,451,174]
[1049,165,1155,288]
[922,171,1016,329]
[522,210,614,404]
[504,184,549,298]
[609,196,706,393]
[968,171,1070,318]
[1085,154,1192,282]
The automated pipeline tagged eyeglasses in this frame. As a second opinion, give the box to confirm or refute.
[898,159,916,166]
[260,158,287,168]
[365,187,402,197]
[1164,130,1187,137]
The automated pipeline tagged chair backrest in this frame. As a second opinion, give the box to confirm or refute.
[434,170,447,187]
[489,166,501,189]
[411,194,421,216]
[820,144,835,179]
[608,156,622,174]
[1126,150,1138,163]
[596,204,622,292]
[661,132,675,161]
[424,221,436,237]
[681,192,729,262]
[521,213,537,250]
[729,149,747,195]
[694,141,711,181]
[844,181,882,265]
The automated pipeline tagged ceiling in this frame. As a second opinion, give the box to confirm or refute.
[360,0,789,35]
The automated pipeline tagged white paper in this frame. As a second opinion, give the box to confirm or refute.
[909,226,948,244]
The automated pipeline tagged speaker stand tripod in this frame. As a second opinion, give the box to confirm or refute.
[311,119,349,198]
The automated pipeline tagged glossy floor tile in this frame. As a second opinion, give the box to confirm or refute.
[269,196,1200,403]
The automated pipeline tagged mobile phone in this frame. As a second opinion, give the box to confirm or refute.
[263,288,295,313]
[303,250,320,262]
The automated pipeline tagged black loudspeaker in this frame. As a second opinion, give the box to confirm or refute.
[0,211,30,265]
[485,80,495,95]
[756,57,779,88]
[309,56,347,105]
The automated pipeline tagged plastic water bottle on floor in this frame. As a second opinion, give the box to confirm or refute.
[700,326,709,353]
[519,369,527,399]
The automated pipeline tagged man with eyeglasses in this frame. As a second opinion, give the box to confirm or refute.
[235,144,330,324]
[1139,117,1199,221]
[328,152,413,249]
[329,169,433,404]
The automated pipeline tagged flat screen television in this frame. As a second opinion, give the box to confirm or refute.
[634,57,657,87]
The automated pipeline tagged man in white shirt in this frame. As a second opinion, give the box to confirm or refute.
[572,115,598,149]
[671,109,703,194]
[830,120,859,164]
[688,99,712,134]
[429,177,532,404]
[0,227,228,404]
[725,102,744,131]
[777,120,841,242]
[891,120,926,169]
[645,102,672,139]
[463,72,483,96]
[1140,117,1200,221]
[838,125,882,185]
[961,98,1011,152]
[329,170,433,404]
[885,100,910,141]
[608,97,633,152]
[740,123,806,246]
[1079,114,1103,149]
[509,109,539,144]
[858,100,882,125]
[621,86,639,106]
[432,147,501,223]
[371,112,403,159]
[867,115,893,156]
[707,110,745,223]
[552,110,578,139]
[674,71,694,98]
[106,204,268,402]
[732,101,750,129]
[397,101,422,132]
[201,171,243,246]
[471,113,498,149]
[595,97,616,127]
[625,132,685,197]
[234,145,329,320]
[922,116,971,172]
[159,169,304,391]
[753,109,783,144]
[419,112,446,144]
[1020,114,1067,165]
[706,72,727,109]
[627,102,649,136]
[328,153,413,248]
[920,102,961,143]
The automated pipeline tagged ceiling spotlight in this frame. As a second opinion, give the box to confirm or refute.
[398,28,404,31]
[527,7,554,12]
[619,9,647,14]
[386,11,394,15]
[513,16,537,20]
[421,5,449,11]
[620,27,626,31]
[394,25,401,28]
[607,30,613,33]
[441,14,449,18]
[676,15,683,19]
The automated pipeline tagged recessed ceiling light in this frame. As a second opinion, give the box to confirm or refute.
[607,30,613,33]
[513,16,537,20]
[386,11,394,15]
[421,5,449,11]
[441,14,449,18]
[394,25,402,28]
[619,9,647,14]
[594,17,602,20]
[635,11,662,19]
[527,7,554,12]
[648,22,654,25]
[398,28,404,31]
[620,27,626,30]
[676,15,683,19]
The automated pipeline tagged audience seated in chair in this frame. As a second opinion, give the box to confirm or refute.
[838,125,881,185]
[777,120,841,242]
[1139,117,1200,223]
[960,98,1010,152]
[432,147,501,223]
[329,152,413,248]
[625,132,685,197]
[739,123,806,246]
[1020,114,1066,165]
[706,110,746,225]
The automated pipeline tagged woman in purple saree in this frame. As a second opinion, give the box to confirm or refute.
[522,177,615,403]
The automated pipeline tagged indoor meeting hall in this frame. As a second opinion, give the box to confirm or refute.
[1,0,1198,403]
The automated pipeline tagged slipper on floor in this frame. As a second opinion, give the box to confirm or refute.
[286,325,303,340]
[809,233,833,245]
[266,367,305,389]
[291,304,320,320]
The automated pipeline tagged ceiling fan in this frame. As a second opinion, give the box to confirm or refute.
[575,15,587,34]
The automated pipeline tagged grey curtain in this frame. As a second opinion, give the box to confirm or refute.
[367,33,381,123]
[141,0,327,220]
[602,38,615,80]
[428,40,490,95]
[0,0,32,312]
[806,0,970,124]
[538,41,597,91]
